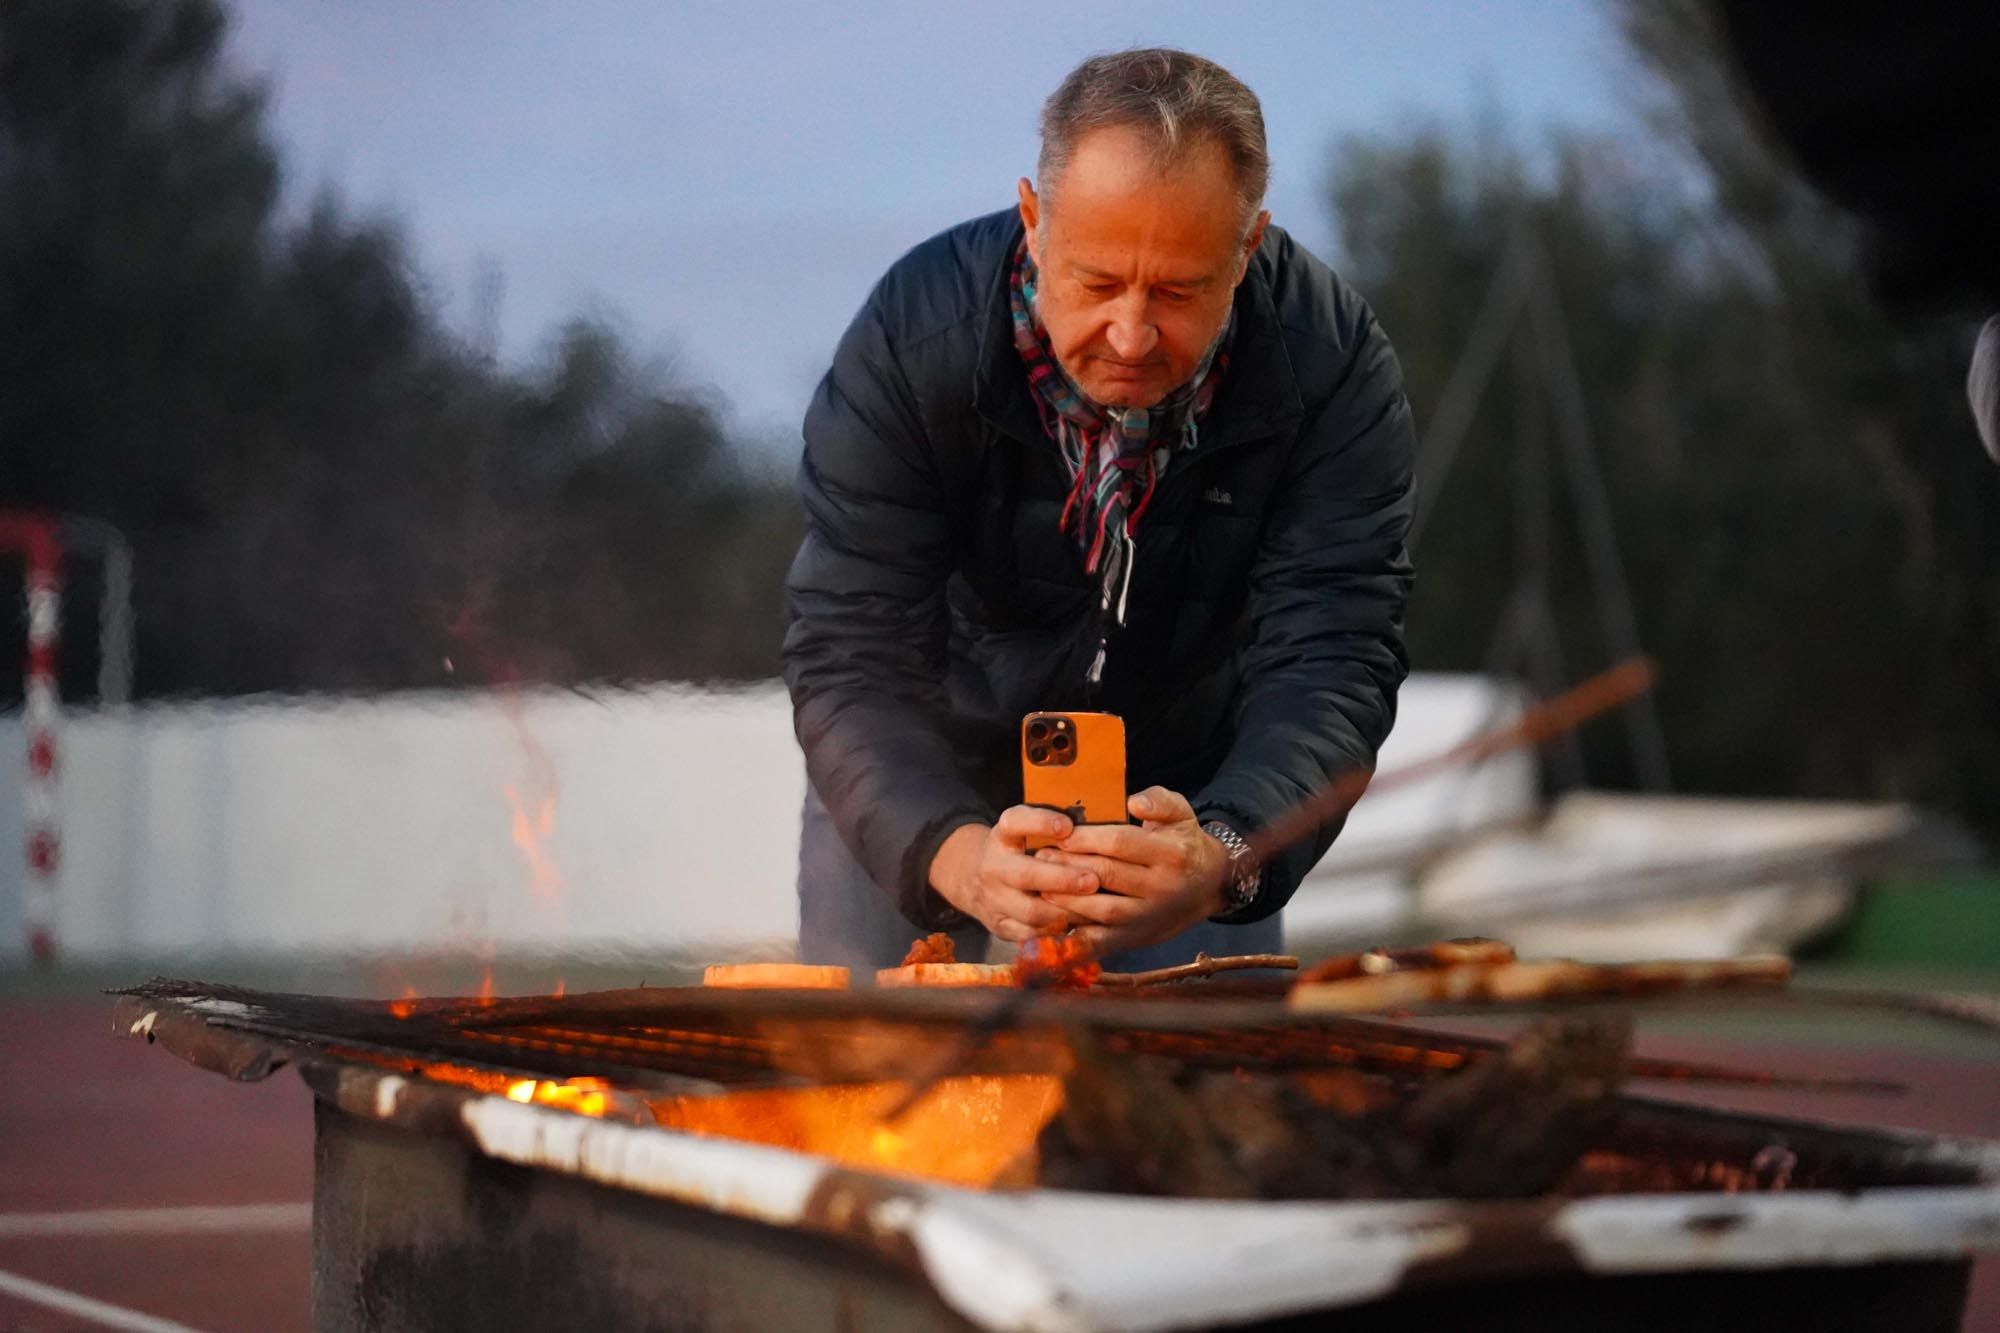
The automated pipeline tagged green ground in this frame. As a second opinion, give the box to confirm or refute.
[1814,871,2000,969]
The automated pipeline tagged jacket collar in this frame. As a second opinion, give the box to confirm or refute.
[973,216,1305,454]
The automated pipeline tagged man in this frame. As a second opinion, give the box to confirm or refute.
[783,49,1415,972]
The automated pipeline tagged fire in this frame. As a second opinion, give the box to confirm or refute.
[505,1076,614,1118]
[388,985,419,1020]
[551,978,565,998]
[650,1075,1064,1189]
[476,967,495,1007]
[503,780,563,904]
[1014,934,1100,990]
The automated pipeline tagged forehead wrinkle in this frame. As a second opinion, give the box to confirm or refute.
[1069,260,1215,289]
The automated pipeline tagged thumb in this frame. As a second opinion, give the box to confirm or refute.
[1128,786,1193,825]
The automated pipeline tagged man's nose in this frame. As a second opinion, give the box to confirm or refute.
[1105,298,1159,362]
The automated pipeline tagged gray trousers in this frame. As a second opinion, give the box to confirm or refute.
[796,789,1282,972]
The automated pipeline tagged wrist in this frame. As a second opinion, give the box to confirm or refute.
[928,822,990,911]
[1199,819,1261,919]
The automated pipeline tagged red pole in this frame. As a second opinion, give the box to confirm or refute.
[1,513,62,964]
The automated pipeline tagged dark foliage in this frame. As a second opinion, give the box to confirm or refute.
[0,0,798,702]
[1325,1,2000,838]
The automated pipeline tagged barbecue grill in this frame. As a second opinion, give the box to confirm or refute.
[115,978,2000,1332]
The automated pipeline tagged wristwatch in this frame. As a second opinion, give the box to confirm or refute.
[1200,819,1261,918]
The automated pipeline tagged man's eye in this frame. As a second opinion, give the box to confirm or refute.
[1082,283,1117,296]
[1156,289,1193,304]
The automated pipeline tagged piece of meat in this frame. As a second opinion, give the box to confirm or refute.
[901,933,958,967]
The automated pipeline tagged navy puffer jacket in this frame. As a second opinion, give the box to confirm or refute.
[782,208,1415,930]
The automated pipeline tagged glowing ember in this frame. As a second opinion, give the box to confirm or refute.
[1014,934,1100,990]
[651,1075,1064,1189]
[504,1076,615,1118]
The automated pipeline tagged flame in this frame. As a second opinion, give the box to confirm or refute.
[476,967,495,1007]
[503,781,563,904]
[650,1075,1063,1189]
[1014,934,1100,990]
[377,1054,1061,1188]
[551,978,565,998]
[504,1076,614,1118]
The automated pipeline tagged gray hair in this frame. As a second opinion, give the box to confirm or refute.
[1037,48,1269,228]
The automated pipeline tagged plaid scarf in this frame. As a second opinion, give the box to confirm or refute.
[1009,238,1232,635]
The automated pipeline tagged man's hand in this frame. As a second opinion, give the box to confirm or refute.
[1031,786,1231,956]
[928,806,1100,942]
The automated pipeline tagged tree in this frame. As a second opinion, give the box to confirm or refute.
[1325,3,2000,837]
[1,0,797,702]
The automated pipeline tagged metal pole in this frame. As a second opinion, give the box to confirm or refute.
[1407,235,1538,553]
[57,515,134,708]
[1527,257,1674,791]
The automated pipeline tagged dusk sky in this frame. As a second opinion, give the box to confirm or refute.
[223,1,1639,449]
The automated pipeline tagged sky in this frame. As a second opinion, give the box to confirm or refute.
[222,1,1638,450]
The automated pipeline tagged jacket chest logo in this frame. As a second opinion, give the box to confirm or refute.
[1201,486,1234,507]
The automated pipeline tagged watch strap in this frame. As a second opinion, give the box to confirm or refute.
[1200,818,1261,918]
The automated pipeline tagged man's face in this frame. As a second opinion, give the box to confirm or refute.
[1019,125,1269,409]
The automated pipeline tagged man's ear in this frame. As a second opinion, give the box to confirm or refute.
[1017,177,1042,259]
[1237,209,1271,280]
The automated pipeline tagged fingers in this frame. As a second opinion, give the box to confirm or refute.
[977,883,1074,935]
[992,804,1075,852]
[1054,822,1164,864]
[1128,785,1196,826]
[1035,846,1161,898]
[1053,891,1149,927]
[1001,850,1098,896]
[988,915,1039,944]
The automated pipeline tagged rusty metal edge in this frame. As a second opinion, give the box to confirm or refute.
[116,993,2000,1333]
[310,1054,2000,1333]
[112,993,291,1082]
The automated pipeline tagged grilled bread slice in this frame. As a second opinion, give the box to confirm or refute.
[703,963,851,989]
[874,963,1015,988]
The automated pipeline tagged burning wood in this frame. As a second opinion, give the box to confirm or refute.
[1012,932,1101,989]
[1039,1015,1632,1200]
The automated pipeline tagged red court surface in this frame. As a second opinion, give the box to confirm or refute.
[1,995,1995,1331]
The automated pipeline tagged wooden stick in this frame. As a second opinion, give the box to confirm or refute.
[1288,955,1791,1015]
[1095,952,1299,988]
[1246,657,1656,870]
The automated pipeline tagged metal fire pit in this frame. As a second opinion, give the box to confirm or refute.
[114,981,2000,1332]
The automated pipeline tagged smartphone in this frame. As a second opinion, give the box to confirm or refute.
[1020,711,1128,849]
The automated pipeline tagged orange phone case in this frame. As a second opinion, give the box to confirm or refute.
[1021,711,1127,848]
